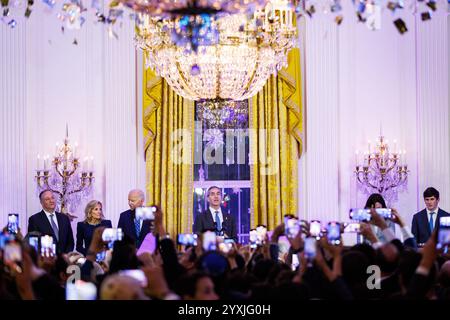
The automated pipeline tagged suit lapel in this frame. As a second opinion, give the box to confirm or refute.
[39,211,56,237]
[419,210,431,237]
[205,209,215,230]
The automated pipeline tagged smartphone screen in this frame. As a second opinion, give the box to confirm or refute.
[343,222,361,233]
[135,206,156,221]
[349,208,372,222]
[285,218,300,238]
[177,233,198,246]
[102,228,124,243]
[203,231,216,251]
[304,237,316,260]
[256,225,267,244]
[218,242,232,254]
[249,229,258,248]
[7,213,19,234]
[437,217,450,249]
[40,235,56,257]
[29,236,40,252]
[4,242,22,263]
[375,208,393,219]
[327,222,341,245]
[291,254,300,271]
[309,220,321,238]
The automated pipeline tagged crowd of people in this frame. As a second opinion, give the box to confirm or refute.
[1,186,450,301]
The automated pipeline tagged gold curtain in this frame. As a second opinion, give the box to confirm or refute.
[143,68,195,237]
[250,48,303,230]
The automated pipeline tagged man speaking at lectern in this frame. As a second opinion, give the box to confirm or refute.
[193,186,237,242]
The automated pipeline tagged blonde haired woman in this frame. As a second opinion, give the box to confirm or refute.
[76,200,112,255]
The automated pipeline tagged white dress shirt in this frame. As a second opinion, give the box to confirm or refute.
[426,207,439,228]
[43,209,59,230]
[209,207,223,225]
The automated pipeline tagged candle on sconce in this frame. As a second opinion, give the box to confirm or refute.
[355,150,360,164]
[393,139,398,154]
[89,156,94,172]
[43,156,48,171]
[368,140,372,154]
[83,157,88,172]
[403,150,406,166]
[55,143,59,156]
[73,142,78,159]
[37,154,41,170]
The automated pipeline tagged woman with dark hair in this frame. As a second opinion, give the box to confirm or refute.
[364,193,396,242]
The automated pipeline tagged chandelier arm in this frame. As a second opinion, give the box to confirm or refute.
[67,182,89,196]
[362,173,380,191]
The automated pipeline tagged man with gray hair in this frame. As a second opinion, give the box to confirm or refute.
[118,189,151,248]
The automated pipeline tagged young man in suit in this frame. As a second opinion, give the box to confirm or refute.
[412,187,450,245]
[28,190,74,254]
[193,186,237,242]
[117,189,152,249]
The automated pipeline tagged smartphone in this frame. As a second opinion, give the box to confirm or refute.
[3,241,22,274]
[349,208,372,222]
[309,220,321,238]
[0,232,15,249]
[437,217,450,250]
[119,269,148,287]
[66,281,97,300]
[285,217,300,238]
[375,208,393,219]
[203,231,217,251]
[4,242,22,263]
[256,225,267,244]
[40,235,56,257]
[343,222,361,233]
[177,233,198,246]
[327,222,341,245]
[304,237,316,260]
[249,229,258,248]
[28,236,40,252]
[218,242,233,254]
[135,206,156,221]
[291,254,299,271]
[7,213,19,234]
[102,228,124,242]
[96,251,107,262]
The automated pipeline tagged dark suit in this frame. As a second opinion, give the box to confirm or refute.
[411,208,450,244]
[76,220,112,255]
[28,210,74,254]
[117,209,152,249]
[193,208,237,242]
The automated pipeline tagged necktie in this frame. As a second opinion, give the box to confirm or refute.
[429,212,435,232]
[49,214,59,241]
[134,218,141,238]
[215,211,222,235]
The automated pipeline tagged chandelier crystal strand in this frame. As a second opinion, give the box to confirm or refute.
[136,0,297,101]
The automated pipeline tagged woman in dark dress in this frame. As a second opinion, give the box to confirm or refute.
[76,200,112,255]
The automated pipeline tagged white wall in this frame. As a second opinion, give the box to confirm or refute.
[0,2,146,232]
[299,0,449,233]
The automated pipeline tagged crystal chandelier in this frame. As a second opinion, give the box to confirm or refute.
[355,133,409,203]
[197,99,249,129]
[135,0,297,101]
[118,0,269,17]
